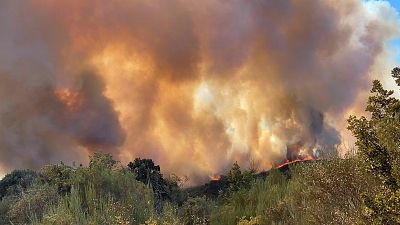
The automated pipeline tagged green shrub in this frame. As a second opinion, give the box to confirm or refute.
[211,170,290,225]
[180,197,213,225]
[158,202,183,225]
[227,162,254,193]
[0,169,37,225]
[37,184,136,225]
[8,184,58,225]
[31,154,154,225]
[285,159,370,225]
[38,164,74,195]
[0,169,37,199]
[237,216,261,225]
[0,196,14,225]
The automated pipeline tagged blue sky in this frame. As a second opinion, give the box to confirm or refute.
[387,0,400,63]
[388,0,400,10]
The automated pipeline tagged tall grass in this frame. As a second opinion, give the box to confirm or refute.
[33,183,149,225]
[31,164,154,225]
[210,170,299,225]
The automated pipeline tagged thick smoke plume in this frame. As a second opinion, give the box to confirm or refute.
[0,0,398,184]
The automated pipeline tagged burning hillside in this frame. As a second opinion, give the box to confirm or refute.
[0,0,399,184]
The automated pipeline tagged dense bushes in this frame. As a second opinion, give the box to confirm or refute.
[34,154,154,225]
[180,197,213,225]
[0,153,394,225]
[0,153,154,225]
[9,184,58,224]
[0,169,38,224]
[211,170,291,225]
[0,169,37,199]
[287,159,368,224]
[0,154,395,225]
[210,158,380,225]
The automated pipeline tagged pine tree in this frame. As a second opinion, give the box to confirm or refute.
[348,67,400,224]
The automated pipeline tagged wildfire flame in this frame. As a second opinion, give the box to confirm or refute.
[276,154,319,169]
[211,175,221,181]
[54,88,83,112]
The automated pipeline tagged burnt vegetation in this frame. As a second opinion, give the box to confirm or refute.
[1,68,400,224]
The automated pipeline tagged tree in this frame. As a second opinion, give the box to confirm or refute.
[348,67,400,224]
[128,158,168,215]
[227,162,254,193]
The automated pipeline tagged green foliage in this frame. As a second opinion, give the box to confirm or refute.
[158,202,183,225]
[237,216,261,225]
[128,158,172,214]
[36,181,153,225]
[289,159,370,224]
[0,155,388,225]
[0,169,37,199]
[212,159,374,225]
[8,184,58,225]
[391,67,400,86]
[348,67,400,224]
[212,170,290,225]
[38,164,74,195]
[0,169,38,224]
[128,158,161,185]
[58,154,154,224]
[89,152,117,170]
[0,197,13,225]
[164,175,187,205]
[180,197,213,225]
[5,153,154,225]
[227,162,254,193]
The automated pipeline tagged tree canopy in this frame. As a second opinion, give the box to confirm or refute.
[348,67,400,224]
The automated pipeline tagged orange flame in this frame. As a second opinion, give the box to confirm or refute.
[276,154,318,169]
[211,175,221,181]
[54,88,83,112]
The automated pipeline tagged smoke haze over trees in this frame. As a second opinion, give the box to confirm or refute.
[0,0,399,184]
[0,69,399,224]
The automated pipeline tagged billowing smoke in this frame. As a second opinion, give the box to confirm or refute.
[0,0,398,184]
